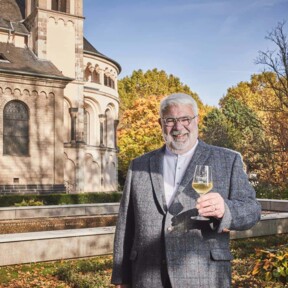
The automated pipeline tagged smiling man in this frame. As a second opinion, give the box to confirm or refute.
[111,93,261,288]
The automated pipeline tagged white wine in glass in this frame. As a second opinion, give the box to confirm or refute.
[191,165,213,220]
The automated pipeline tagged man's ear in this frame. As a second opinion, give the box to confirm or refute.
[158,118,162,127]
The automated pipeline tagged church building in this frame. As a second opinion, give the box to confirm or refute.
[0,0,121,194]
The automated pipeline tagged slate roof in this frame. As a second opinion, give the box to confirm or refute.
[0,0,24,22]
[84,37,121,73]
[0,42,71,80]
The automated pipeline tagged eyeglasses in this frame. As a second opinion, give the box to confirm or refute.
[161,115,198,127]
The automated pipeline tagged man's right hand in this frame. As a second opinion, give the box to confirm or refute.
[115,285,130,288]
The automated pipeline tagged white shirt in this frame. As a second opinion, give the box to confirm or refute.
[163,140,198,207]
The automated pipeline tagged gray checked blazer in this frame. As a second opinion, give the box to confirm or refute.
[111,140,261,288]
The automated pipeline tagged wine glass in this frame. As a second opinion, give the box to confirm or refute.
[191,165,213,220]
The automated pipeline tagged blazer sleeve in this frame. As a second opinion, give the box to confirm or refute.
[218,153,261,232]
[111,163,134,285]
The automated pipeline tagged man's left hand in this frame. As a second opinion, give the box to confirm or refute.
[196,192,225,219]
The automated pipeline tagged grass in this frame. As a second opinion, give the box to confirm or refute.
[0,234,288,287]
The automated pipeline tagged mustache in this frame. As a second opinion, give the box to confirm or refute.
[171,131,186,136]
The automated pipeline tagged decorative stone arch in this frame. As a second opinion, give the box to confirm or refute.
[14,88,21,97]
[40,91,47,98]
[4,88,12,96]
[48,16,57,24]
[104,103,116,148]
[31,90,38,97]
[57,18,65,27]
[64,152,76,193]
[63,97,72,143]
[23,89,30,97]
[84,153,100,192]
[83,97,101,146]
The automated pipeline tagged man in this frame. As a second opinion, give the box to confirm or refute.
[111,93,261,288]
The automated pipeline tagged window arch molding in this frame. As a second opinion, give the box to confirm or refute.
[3,100,29,156]
[84,97,101,146]
[104,103,117,148]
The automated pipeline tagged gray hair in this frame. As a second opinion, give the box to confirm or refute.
[160,93,198,117]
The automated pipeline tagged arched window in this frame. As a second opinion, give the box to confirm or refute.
[104,74,115,89]
[3,100,29,156]
[104,74,108,86]
[52,0,67,12]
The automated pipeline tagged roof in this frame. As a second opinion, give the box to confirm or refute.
[0,0,28,35]
[83,37,121,73]
[0,18,29,35]
[0,42,72,80]
[0,0,24,22]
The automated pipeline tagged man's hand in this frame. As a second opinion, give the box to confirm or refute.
[196,192,225,219]
[115,285,130,288]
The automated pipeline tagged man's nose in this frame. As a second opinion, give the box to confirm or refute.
[174,119,185,129]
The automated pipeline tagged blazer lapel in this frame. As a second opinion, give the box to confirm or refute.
[150,147,166,214]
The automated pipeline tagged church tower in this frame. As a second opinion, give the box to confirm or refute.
[0,0,121,194]
[24,0,84,79]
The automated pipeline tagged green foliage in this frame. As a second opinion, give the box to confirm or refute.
[217,72,288,189]
[14,199,44,207]
[255,185,288,199]
[118,68,203,112]
[252,246,288,284]
[54,257,113,288]
[0,192,122,207]
[201,98,264,157]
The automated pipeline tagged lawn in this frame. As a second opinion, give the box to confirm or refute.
[0,234,288,287]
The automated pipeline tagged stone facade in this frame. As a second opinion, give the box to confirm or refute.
[0,0,121,194]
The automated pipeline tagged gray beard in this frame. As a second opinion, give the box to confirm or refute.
[164,133,191,153]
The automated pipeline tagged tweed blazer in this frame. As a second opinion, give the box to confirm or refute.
[111,140,261,288]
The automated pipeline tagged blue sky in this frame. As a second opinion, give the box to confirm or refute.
[83,0,288,106]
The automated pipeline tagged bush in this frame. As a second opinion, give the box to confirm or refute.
[54,257,113,288]
[0,192,122,207]
[252,246,288,284]
[14,199,44,207]
[255,184,288,199]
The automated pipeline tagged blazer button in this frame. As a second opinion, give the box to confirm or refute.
[167,226,173,232]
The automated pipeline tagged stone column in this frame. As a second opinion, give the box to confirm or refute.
[114,119,119,149]
[69,108,78,143]
[99,114,106,147]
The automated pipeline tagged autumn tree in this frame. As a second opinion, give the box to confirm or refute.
[117,95,164,183]
[117,69,204,183]
[219,73,288,188]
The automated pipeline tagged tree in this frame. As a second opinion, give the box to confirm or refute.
[117,95,164,184]
[219,73,288,188]
[255,21,288,109]
[201,98,264,174]
[117,69,204,183]
[118,68,203,112]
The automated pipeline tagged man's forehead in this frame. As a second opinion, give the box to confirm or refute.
[163,104,194,114]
